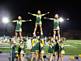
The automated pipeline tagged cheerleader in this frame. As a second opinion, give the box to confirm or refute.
[31,37,39,61]
[28,10,49,36]
[53,36,60,61]
[40,38,45,61]
[44,14,62,41]
[59,39,65,61]
[48,37,55,61]
[12,16,31,40]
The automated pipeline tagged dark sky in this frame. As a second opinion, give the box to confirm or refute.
[0,0,81,36]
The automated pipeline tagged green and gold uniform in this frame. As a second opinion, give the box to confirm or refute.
[36,15,42,25]
[40,39,45,53]
[53,19,60,30]
[31,39,39,52]
[15,20,22,32]
[59,44,65,54]
[40,40,44,48]
[48,41,54,53]
[53,42,60,52]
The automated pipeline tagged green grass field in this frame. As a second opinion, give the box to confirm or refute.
[64,40,81,55]
[0,40,81,55]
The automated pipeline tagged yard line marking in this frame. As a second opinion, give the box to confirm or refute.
[64,45,77,48]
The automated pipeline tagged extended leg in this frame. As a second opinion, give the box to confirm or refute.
[40,24,43,36]
[19,32,23,40]
[33,24,37,36]
[53,30,57,40]
[57,30,60,41]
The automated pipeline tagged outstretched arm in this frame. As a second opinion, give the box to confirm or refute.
[44,17,54,20]
[22,19,32,22]
[41,12,50,16]
[21,20,26,22]
[28,12,37,16]
[12,20,17,22]
[28,19,32,21]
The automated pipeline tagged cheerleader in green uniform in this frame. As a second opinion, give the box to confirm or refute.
[28,10,49,36]
[12,16,31,39]
[31,37,37,61]
[48,37,55,61]
[31,37,39,61]
[40,38,45,61]
[32,36,45,61]
[59,39,65,61]
[20,42,25,61]
[53,36,60,61]
[44,14,62,41]
[35,36,42,61]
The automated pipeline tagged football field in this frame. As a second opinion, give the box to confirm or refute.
[0,40,81,55]
[45,40,81,55]
[64,40,81,55]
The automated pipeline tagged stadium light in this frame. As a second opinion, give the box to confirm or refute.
[59,17,64,22]
[2,17,10,24]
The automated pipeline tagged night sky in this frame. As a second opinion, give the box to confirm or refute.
[0,0,81,36]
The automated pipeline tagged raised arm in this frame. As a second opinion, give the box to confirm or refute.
[41,12,50,16]
[28,12,37,16]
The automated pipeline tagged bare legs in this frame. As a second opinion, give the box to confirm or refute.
[33,24,37,36]
[53,30,60,41]
[33,24,43,36]
[31,52,36,61]
[40,24,43,35]
[15,32,22,38]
